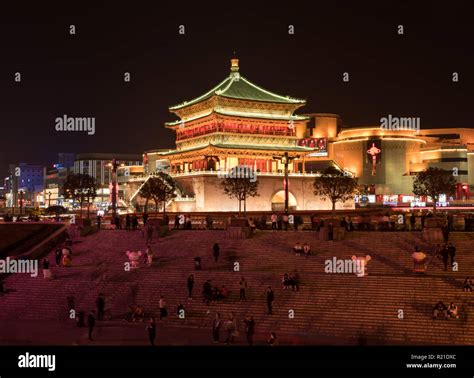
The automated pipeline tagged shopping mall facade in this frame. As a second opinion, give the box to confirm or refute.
[123,58,474,213]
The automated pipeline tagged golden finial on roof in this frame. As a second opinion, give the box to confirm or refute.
[231,52,239,72]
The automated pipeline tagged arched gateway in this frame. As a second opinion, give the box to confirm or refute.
[271,190,297,212]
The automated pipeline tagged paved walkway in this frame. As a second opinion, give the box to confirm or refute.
[0,320,347,346]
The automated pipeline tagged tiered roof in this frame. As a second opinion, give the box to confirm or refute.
[169,58,305,111]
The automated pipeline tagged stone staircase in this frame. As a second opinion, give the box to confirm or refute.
[0,229,473,345]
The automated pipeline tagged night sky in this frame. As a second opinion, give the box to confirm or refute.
[1,1,472,178]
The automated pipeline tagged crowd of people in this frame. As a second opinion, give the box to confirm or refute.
[8,205,472,346]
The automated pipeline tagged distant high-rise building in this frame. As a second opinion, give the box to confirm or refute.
[10,163,46,193]
[57,153,76,169]
[6,163,46,208]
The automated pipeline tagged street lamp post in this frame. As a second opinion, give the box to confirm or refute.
[47,191,52,207]
[273,152,298,215]
[10,174,16,215]
[108,159,119,219]
[18,190,24,215]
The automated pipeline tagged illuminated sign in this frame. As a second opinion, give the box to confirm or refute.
[298,138,328,156]
[383,195,398,206]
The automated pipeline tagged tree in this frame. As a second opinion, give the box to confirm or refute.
[140,173,177,216]
[313,166,358,214]
[63,173,97,218]
[413,167,456,214]
[221,173,259,216]
[138,179,153,214]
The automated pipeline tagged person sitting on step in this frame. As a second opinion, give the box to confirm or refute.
[126,305,136,321]
[293,242,302,256]
[288,273,297,291]
[219,285,229,300]
[303,243,311,257]
[447,302,460,319]
[432,301,448,320]
[133,305,145,322]
[463,277,473,292]
[292,270,300,292]
[282,273,291,290]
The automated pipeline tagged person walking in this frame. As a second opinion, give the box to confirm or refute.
[114,216,121,230]
[42,258,52,279]
[147,317,156,346]
[96,293,105,321]
[145,245,153,265]
[213,243,220,263]
[239,277,248,302]
[146,223,154,244]
[447,243,456,267]
[410,213,416,231]
[212,313,222,343]
[225,313,237,344]
[442,223,450,242]
[125,214,131,231]
[441,245,449,271]
[96,215,102,231]
[282,214,289,231]
[132,215,138,230]
[159,296,168,320]
[142,213,149,226]
[87,310,96,341]
[293,270,301,292]
[203,280,212,305]
[271,213,278,231]
[67,294,75,313]
[55,246,62,266]
[328,222,334,241]
[266,287,274,315]
[187,275,195,300]
[245,316,255,346]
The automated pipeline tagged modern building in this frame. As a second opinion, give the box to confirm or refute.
[74,153,142,209]
[42,153,77,207]
[125,58,474,213]
[57,152,76,170]
[5,163,46,208]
